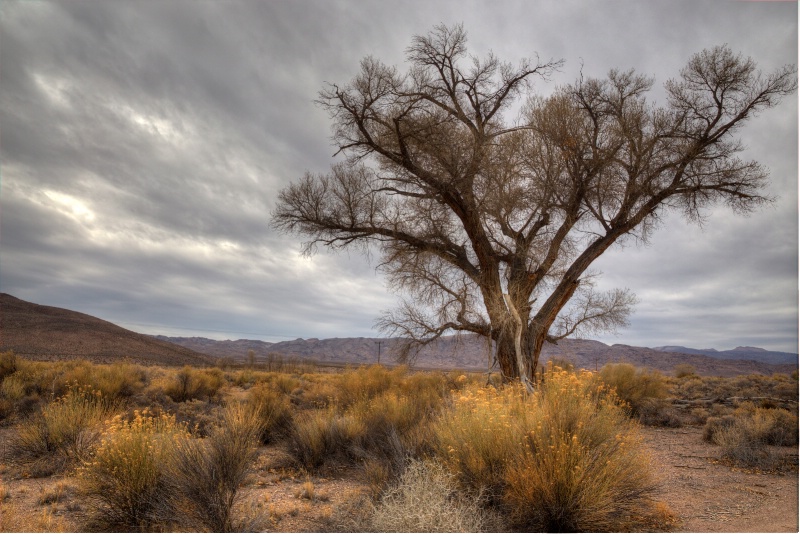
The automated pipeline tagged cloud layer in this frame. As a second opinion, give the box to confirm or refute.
[1,0,796,351]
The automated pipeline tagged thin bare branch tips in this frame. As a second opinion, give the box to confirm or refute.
[270,163,388,254]
[551,284,637,341]
[666,45,797,140]
[405,23,468,68]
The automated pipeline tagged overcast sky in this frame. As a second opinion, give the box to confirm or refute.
[1,0,797,353]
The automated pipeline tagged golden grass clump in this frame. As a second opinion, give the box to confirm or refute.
[433,383,523,494]
[433,368,662,532]
[78,409,190,531]
[0,351,18,380]
[598,362,668,416]
[286,408,355,468]
[332,365,407,407]
[704,403,798,469]
[163,365,225,402]
[674,363,697,378]
[285,367,448,472]
[247,382,294,443]
[6,385,116,476]
[165,402,264,532]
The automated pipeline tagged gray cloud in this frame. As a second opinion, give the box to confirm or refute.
[1,0,796,352]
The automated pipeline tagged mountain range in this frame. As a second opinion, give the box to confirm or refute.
[153,334,796,377]
[652,345,797,365]
[1,293,796,377]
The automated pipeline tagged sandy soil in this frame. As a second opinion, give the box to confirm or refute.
[1,426,797,532]
[642,426,799,533]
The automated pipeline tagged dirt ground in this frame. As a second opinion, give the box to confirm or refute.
[0,426,797,532]
[642,426,799,533]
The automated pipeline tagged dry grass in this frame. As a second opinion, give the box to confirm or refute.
[162,365,225,402]
[0,351,18,381]
[434,368,664,531]
[674,363,697,378]
[77,410,190,531]
[285,368,449,474]
[704,403,798,469]
[247,383,294,443]
[369,458,501,532]
[598,363,668,415]
[5,385,117,476]
[1,354,795,532]
[166,402,264,532]
[673,372,798,403]
[0,497,70,532]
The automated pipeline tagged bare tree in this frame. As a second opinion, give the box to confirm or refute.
[272,25,796,383]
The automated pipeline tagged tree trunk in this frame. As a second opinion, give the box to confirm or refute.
[494,317,551,383]
[494,334,518,380]
[502,294,534,391]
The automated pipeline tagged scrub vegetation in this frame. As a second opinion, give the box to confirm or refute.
[0,350,796,532]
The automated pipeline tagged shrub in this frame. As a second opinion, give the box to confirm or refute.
[713,420,774,468]
[761,408,799,446]
[171,398,224,437]
[637,397,684,427]
[247,383,293,443]
[347,389,440,457]
[0,374,28,422]
[598,363,668,417]
[166,403,264,532]
[0,351,18,381]
[164,366,224,402]
[547,357,575,372]
[286,408,353,469]
[273,373,302,395]
[674,363,697,378]
[285,368,445,473]
[0,374,26,402]
[333,365,406,407]
[434,370,663,532]
[11,359,61,398]
[433,385,523,495]
[369,459,501,533]
[91,362,147,400]
[6,385,116,476]
[703,415,736,443]
[78,410,190,531]
[704,406,798,468]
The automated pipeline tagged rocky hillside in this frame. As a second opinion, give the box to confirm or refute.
[1,293,213,366]
[652,345,798,365]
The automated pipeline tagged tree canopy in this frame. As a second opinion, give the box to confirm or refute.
[273,25,796,384]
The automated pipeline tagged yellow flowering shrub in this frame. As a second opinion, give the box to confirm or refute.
[433,369,662,531]
[78,409,190,531]
[433,384,524,493]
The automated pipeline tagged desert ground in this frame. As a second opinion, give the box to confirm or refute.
[0,355,797,532]
[1,425,797,532]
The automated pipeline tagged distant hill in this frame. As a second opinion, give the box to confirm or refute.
[0,293,213,366]
[151,336,275,361]
[3,292,794,376]
[652,345,798,365]
[158,334,798,377]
